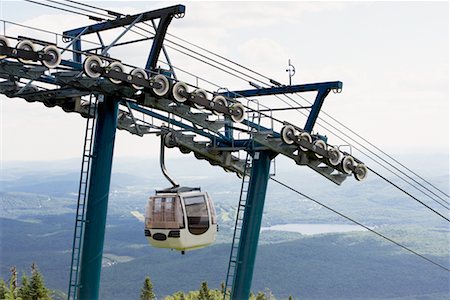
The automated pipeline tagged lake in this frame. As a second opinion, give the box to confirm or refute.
[260,223,369,235]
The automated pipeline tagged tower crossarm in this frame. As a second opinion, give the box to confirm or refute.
[221,81,343,133]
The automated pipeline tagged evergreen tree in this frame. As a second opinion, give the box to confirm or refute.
[3,267,21,300]
[4,279,20,300]
[140,277,156,300]
[168,291,185,300]
[255,292,267,300]
[0,279,8,299]
[264,288,274,300]
[288,296,293,300]
[29,263,50,300]
[17,275,31,300]
[198,281,211,300]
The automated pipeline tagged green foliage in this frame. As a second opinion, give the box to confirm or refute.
[163,281,226,300]
[4,280,20,300]
[162,281,276,300]
[248,289,274,300]
[28,263,50,300]
[17,275,31,300]
[3,267,20,300]
[3,286,19,300]
[0,264,52,300]
[0,279,8,299]
[255,292,267,300]
[165,291,185,300]
[198,282,211,300]
[140,277,156,300]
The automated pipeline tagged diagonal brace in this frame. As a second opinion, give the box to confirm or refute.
[303,87,331,133]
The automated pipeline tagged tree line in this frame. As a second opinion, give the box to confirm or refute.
[141,277,294,300]
[2,265,294,299]
[0,263,51,300]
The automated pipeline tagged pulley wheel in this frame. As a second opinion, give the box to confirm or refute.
[327,147,343,166]
[43,99,57,107]
[0,36,10,59]
[341,155,355,174]
[107,61,125,84]
[212,96,227,115]
[152,74,170,97]
[16,40,35,64]
[179,146,191,154]
[41,45,61,69]
[83,55,103,79]
[230,103,245,123]
[130,68,148,90]
[298,132,312,151]
[354,163,368,181]
[280,125,296,145]
[313,139,327,158]
[164,132,177,148]
[172,81,189,103]
[223,167,231,173]
[192,89,208,109]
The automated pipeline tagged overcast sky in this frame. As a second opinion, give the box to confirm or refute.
[0,1,448,164]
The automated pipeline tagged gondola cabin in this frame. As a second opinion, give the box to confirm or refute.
[144,187,217,252]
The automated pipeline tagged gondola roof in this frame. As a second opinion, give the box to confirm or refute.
[155,186,201,195]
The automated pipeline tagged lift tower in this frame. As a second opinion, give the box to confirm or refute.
[62,6,186,299]
[0,4,367,300]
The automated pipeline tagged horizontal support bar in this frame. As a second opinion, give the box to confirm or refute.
[214,139,253,149]
[64,5,185,37]
[220,81,343,98]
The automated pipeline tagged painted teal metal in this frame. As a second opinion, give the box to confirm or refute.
[78,97,119,300]
[232,150,275,300]
[220,81,342,98]
[303,87,331,133]
[221,81,342,134]
[73,39,82,64]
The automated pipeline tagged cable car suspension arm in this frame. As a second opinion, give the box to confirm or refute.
[160,133,179,188]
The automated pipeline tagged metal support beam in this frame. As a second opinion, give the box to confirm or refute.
[303,87,331,133]
[221,81,340,134]
[220,81,342,98]
[101,14,144,55]
[63,5,185,37]
[224,117,233,140]
[145,15,173,70]
[73,39,82,64]
[232,150,275,300]
[151,19,177,79]
[78,96,119,300]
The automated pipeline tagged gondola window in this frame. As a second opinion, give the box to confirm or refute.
[184,195,209,234]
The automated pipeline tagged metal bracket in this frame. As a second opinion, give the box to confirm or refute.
[0,45,53,63]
